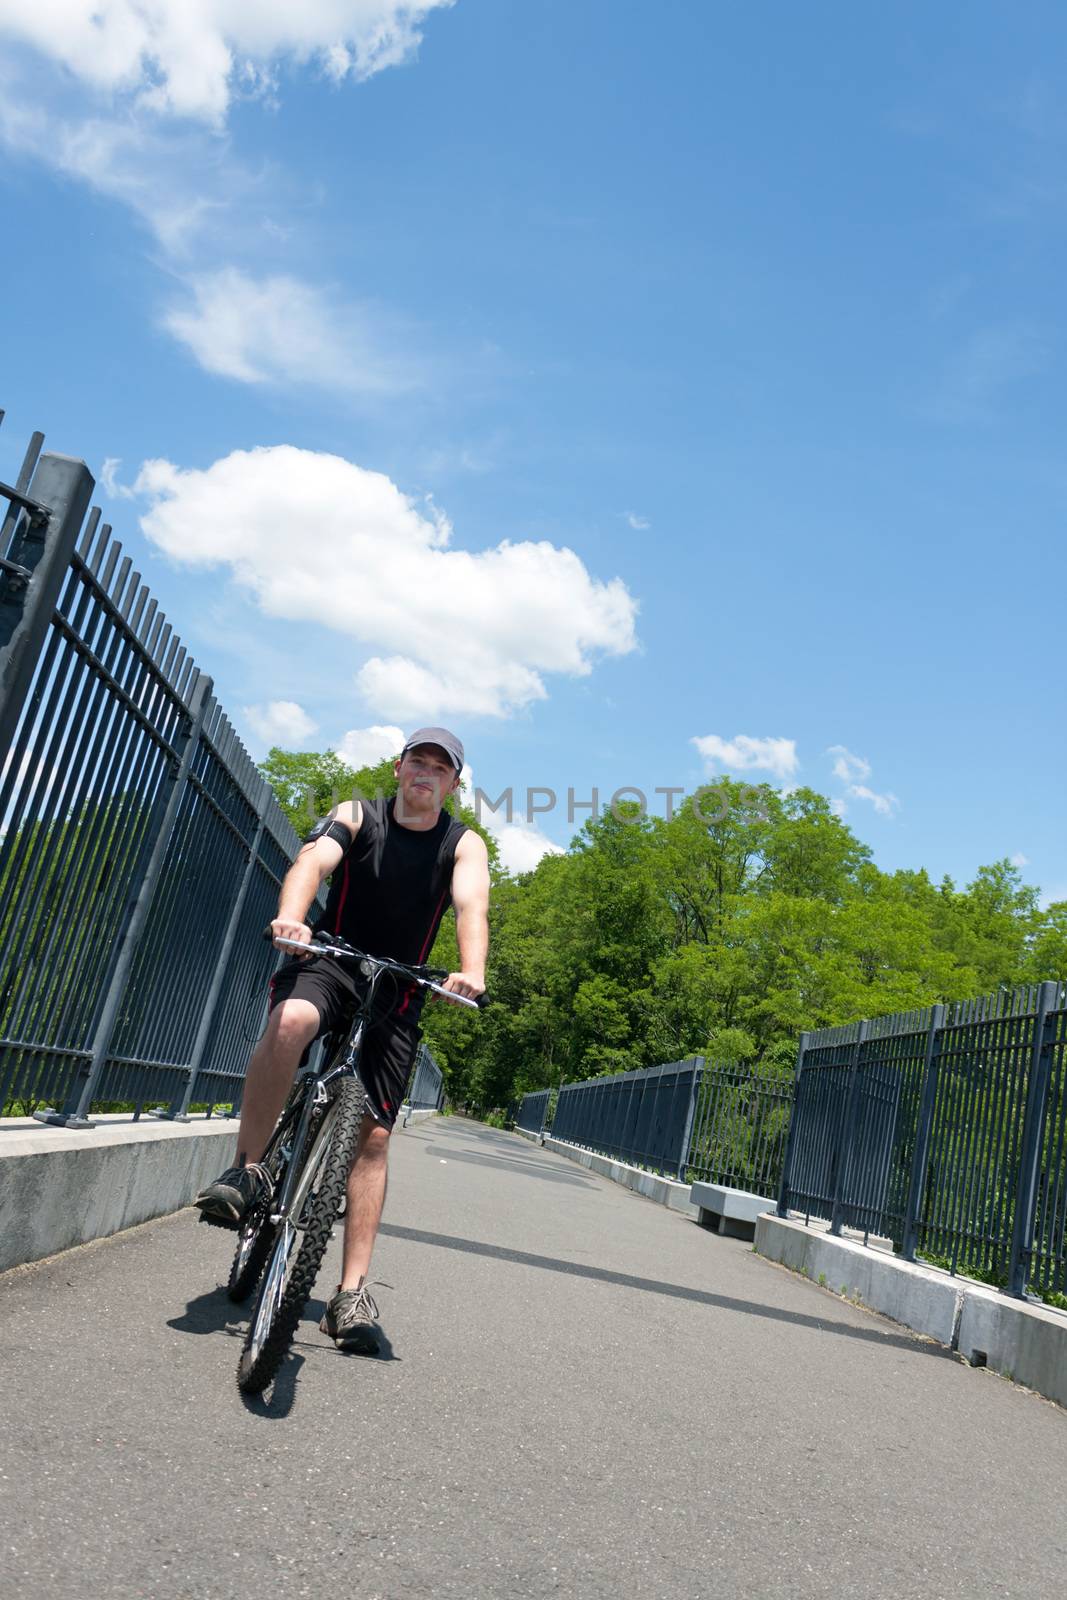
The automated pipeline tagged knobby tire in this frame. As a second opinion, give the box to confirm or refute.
[236,1076,366,1395]
[226,1094,325,1303]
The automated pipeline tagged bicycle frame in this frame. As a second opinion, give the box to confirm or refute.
[265,943,458,1227]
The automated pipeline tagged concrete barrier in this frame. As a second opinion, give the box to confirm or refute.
[514,1126,698,1218]
[690,1181,773,1240]
[755,1212,1067,1410]
[0,1108,436,1273]
[0,1114,239,1273]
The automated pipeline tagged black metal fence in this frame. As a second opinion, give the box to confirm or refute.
[777,982,1067,1300]
[516,1087,551,1135]
[406,1042,444,1110]
[687,1064,794,1193]
[550,1058,704,1180]
[0,419,320,1126]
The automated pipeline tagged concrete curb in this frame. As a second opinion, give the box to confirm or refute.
[0,1115,239,1273]
[0,1108,438,1272]
[513,1126,698,1218]
[755,1213,1067,1409]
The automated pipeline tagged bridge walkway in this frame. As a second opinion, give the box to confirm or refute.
[1,1116,1064,1598]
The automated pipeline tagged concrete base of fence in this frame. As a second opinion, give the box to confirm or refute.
[690,1182,773,1240]
[514,1127,699,1218]
[0,1114,240,1273]
[399,1107,439,1127]
[755,1213,1067,1410]
[0,1108,437,1274]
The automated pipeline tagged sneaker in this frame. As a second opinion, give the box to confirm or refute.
[194,1163,272,1229]
[319,1281,381,1355]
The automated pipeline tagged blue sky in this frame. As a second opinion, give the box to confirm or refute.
[1,1,1064,888]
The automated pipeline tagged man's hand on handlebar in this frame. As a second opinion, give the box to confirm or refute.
[270,917,313,956]
[438,971,486,1006]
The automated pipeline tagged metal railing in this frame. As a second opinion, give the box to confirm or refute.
[777,982,1067,1300]
[687,1064,794,1194]
[406,1042,444,1110]
[550,1058,704,1181]
[516,1087,551,1135]
[0,418,321,1126]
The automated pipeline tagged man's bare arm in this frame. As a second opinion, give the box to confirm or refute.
[271,800,362,949]
[441,830,490,1000]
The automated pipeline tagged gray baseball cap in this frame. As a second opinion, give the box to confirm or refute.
[400,726,465,772]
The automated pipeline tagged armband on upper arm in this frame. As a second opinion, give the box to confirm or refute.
[301,819,353,854]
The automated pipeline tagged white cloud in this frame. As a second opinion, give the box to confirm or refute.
[624,511,650,530]
[490,819,565,875]
[134,445,639,721]
[830,796,848,818]
[1011,851,1029,868]
[243,699,318,745]
[354,655,548,722]
[100,457,136,499]
[847,784,899,818]
[458,769,563,875]
[827,744,871,783]
[335,724,406,768]
[0,1,453,125]
[163,269,420,393]
[691,734,798,782]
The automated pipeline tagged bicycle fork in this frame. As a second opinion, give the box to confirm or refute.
[269,1021,366,1229]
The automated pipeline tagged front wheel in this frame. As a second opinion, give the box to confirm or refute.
[227,1204,276,1302]
[226,1091,316,1303]
[236,1077,365,1394]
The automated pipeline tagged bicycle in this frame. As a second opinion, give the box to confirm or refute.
[226,930,485,1395]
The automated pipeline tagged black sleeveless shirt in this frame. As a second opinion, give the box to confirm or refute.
[316,797,468,1023]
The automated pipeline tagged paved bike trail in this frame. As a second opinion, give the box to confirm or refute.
[1,1115,1065,1600]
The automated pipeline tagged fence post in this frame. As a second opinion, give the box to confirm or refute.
[900,1003,946,1261]
[159,781,271,1120]
[1007,981,1060,1298]
[676,1056,704,1181]
[35,672,213,1128]
[830,1019,870,1237]
[0,452,95,760]
[776,1031,810,1217]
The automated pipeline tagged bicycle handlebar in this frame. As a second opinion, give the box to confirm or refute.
[266,930,489,1011]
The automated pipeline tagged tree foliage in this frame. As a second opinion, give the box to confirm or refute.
[259,756,1066,1112]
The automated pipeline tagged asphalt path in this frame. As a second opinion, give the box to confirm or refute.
[2,1115,1065,1600]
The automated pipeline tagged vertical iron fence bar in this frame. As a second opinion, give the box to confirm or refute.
[36,672,213,1127]
[1007,981,1060,1298]
[162,782,271,1119]
[0,455,95,751]
[0,428,45,549]
[676,1056,704,1180]
[900,1004,945,1262]
[830,1020,870,1237]
[777,1031,810,1217]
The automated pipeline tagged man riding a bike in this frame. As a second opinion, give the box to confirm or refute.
[195,726,490,1355]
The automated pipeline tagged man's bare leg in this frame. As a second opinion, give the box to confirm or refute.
[340,1117,391,1288]
[234,998,320,1165]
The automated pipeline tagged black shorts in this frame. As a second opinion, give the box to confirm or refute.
[268,954,420,1131]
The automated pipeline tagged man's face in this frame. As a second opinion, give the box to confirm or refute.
[395,744,459,814]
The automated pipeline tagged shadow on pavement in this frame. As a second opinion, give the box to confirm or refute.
[167,1284,243,1337]
[378,1223,956,1359]
[420,1145,595,1188]
[241,1353,304,1419]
